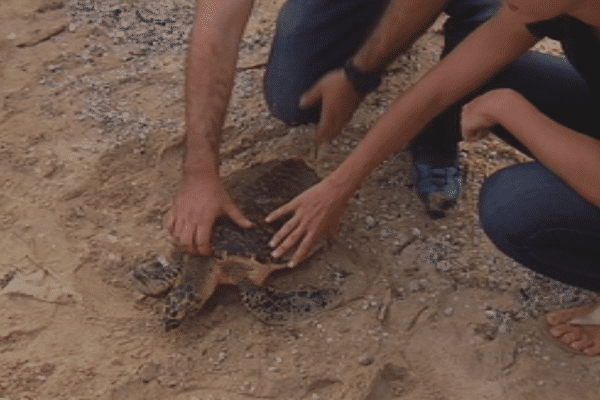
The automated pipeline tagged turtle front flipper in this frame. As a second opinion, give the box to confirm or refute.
[164,283,197,330]
[164,255,215,330]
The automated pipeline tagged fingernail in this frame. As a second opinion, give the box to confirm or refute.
[287,261,295,268]
[269,240,275,248]
[271,250,278,258]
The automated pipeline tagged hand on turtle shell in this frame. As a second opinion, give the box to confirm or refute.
[299,69,364,148]
[167,173,253,255]
[266,178,347,268]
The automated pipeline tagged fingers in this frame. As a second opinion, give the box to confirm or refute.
[226,203,253,229]
[269,214,300,249]
[314,101,336,145]
[272,221,305,261]
[289,231,316,269]
[193,223,213,255]
[173,215,197,254]
[265,201,294,224]
[170,210,213,255]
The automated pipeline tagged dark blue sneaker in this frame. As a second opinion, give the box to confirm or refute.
[413,162,463,219]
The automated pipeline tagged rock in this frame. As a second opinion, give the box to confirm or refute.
[365,216,376,229]
[411,227,422,237]
[444,307,454,316]
[498,322,510,335]
[408,280,422,292]
[484,309,497,319]
[213,329,230,342]
[436,260,452,272]
[138,362,161,383]
[358,353,375,366]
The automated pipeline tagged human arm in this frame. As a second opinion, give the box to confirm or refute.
[462,89,600,207]
[302,0,450,145]
[268,6,538,266]
[168,0,255,254]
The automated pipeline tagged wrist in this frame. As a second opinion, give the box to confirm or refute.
[343,59,382,94]
[182,147,220,178]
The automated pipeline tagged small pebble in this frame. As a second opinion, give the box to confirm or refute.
[484,309,497,319]
[411,228,422,237]
[365,216,376,229]
[498,322,510,335]
[213,330,230,342]
[358,353,374,366]
[408,280,422,292]
[436,260,452,272]
[444,307,454,316]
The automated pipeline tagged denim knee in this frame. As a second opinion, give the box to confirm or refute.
[264,0,389,125]
[263,2,322,125]
[478,163,543,250]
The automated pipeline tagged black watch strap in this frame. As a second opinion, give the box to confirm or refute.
[343,59,382,94]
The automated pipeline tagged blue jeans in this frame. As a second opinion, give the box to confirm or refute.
[264,0,600,291]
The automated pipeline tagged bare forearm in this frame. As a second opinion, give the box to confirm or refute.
[328,7,536,199]
[184,0,254,176]
[496,92,600,207]
[352,0,449,72]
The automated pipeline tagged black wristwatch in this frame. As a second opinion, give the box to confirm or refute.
[343,59,382,94]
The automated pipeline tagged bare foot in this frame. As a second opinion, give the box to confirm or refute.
[547,305,600,355]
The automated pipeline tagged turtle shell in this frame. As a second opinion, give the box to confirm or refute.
[163,158,325,329]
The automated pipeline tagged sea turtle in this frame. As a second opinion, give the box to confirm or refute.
[131,159,342,330]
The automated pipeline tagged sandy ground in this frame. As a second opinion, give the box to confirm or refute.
[1,1,599,399]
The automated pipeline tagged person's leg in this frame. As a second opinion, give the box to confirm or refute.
[411,0,597,205]
[411,0,502,166]
[480,162,600,355]
[264,0,390,125]
[479,162,600,292]
[409,0,503,208]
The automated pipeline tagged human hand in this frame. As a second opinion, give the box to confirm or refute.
[299,69,364,147]
[166,173,253,255]
[460,89,515,142]
[265,178,349,268]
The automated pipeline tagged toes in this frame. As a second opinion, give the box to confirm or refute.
[583,342,600,356]
[547,306,597,326]
[570,337,593,351]
[560,331,582,345]
[547,310,577,326]
[550,324,572,338]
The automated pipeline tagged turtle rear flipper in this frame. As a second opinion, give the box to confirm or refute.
[239,280,340,325]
